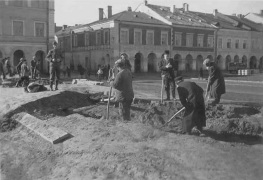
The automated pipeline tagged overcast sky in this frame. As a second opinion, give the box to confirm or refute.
[55,0,263,26]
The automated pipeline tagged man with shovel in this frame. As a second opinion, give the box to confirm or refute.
[175,76,206,136]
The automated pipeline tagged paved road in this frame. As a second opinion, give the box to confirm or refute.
[133,79,263,105]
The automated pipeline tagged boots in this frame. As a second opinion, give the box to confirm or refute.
[50,81,54,91]
[55,80,59,90]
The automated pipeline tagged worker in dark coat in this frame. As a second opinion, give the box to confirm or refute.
[46,41,63,91]
[30,56,37,79]
[158,50,176,100]
[120,53,132,71]
[110,59,134,121]
[175,76,206,135]
[16,58,24,77]
[203,58,226,105]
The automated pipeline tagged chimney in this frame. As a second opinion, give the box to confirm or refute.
[173,5,176,13]
[237,14,243,18]
[108,6,112,18]
[63,25,67,30]
[145,0,148,5]
[127,6,132,11]
[213,9,218,17]
[99,8,103,20]
[183,3,189,12]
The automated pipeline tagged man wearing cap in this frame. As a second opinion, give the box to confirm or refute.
[158,50,176,100]
[203,58,225,106]
[110,59,134,121]
[175,76,206,135]
[46,41,63,91]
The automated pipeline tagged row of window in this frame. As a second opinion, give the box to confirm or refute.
[0,0,48,9]
[4,20,45,37]
[218,38,262,50]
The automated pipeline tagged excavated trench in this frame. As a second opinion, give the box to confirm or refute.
[1,91,262,142]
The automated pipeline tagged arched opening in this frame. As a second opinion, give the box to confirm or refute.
[196,55,203,71]
[147,53,157,72]
[185,54,193,72]
[207,55,214,61]
[234,55,239,63]
[0,50,3,59]
[134,53,142,73]
[174,54,182,71]
[249,56,257,69]
[259,57,263,71]
[35,50,45,74]
[106,54,110,66]
[13,50,24,67]
[225,55,231,70]
[242,56,248,68]
[216,55,224,70]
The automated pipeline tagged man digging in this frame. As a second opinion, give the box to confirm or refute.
[175,76,206,136]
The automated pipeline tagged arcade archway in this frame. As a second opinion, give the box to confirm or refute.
[147,53,157,72]
[249,56,257,69]
[134,53,143,73]
[225,55,231,70]
[174,54,182,71]
[234,55,239,63]
[13,50,24,67]
[242,55,247,68]
[216,55,224,70]
[35,50,45,73]
[185,54,193,72]
[259,57,263,71]
[196,55,203,71]
[207,55,214,61]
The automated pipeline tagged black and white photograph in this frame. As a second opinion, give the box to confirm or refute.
[0,0,263,179]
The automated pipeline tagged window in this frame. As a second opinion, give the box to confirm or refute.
[235,39,239,49]
[227,39,231,48]
[207,36,214,48]
[120,28,129,44]
[73,34,78,47]
[174,32,182,46]
[134,29,142,45]
[197,34,204,47]
[104,30,109,45]
[218,38,223,49]
[243,40,247,49]
[161,31,168,45]
[85,32,89,46]
[146,30,154,45]
[96,31,101,45]
[186,33,193,47]
[13,20,24,36]
[35,22,45,37]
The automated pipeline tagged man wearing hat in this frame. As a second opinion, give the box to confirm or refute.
[46,41,64,91]
[175,76,206,135]
[110,59,134,121]
[203,58,225,105]
[158,50,176,100]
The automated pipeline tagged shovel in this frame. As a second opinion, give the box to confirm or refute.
[161,75,164,103]
[162,107,185,127]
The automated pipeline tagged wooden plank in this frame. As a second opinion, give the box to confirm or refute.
[18,113,70,144]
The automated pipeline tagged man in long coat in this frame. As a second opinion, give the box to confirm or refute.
[158,50,176,100]
[110,59,134,121]
[46,41,63,91]
[175,76,206,135]
[203,59,225,105]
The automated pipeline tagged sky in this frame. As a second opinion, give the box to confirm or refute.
[55,0,263,26]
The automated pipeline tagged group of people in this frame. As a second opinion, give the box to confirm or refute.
[107,49,225,136]
[0,57,13,81]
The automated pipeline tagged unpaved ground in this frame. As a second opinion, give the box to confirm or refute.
[0,83,263,180]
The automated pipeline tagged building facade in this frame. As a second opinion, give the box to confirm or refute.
[0,0,55,74]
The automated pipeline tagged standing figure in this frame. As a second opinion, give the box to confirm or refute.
[0,59,4,84]
[66,66,71,78]
[16,58,24,77]
[97,65,103,81]
[30,56,37,79]
[199,67,203,80]
[109,59,134,121]
[5,57,12,77]
[46,41,63,91]
[203,58,226,106]
[1,58,6,79]
[175,76,206,135]
[16,59,30,87]
[158,50,176,100]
